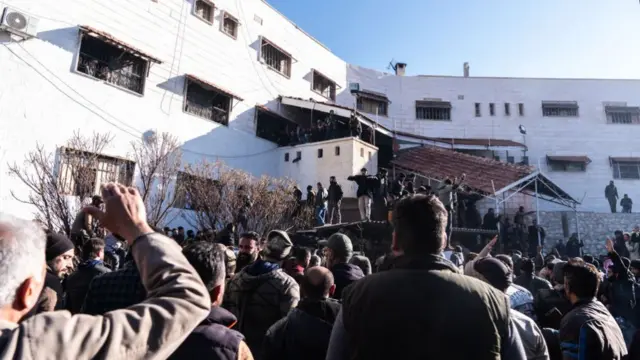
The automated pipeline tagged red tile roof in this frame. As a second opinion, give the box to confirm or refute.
[433,138,525,147]
[392,146,535,194]
[79,25,162,63]
[186,74,244,101]
[547,155,591,163]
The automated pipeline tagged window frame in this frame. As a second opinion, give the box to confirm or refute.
[548,160,587,172]
[605,106,640,125]
[518,103,524,116]
[259,37,293,79]
[193,0,215,25]
[357,97,388,116]
[541,102,579,117]
[335,146,340,156]
[489,103,495,116]
[220,11,239,39]
[415,101,452,121]
[317,148,323,158]
[284,152,290,162]
[182,77,232,126]
[504,103,511,116]
[311,70,337,101]
[612,160,640,180]
[474,103,481,117]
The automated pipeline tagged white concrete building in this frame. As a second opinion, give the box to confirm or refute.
[1,0,639,222]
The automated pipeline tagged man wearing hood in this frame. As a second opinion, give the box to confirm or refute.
[65,238,111,314]
[320,233,364,300]
[262,266,341,360]
[224,230,300,358]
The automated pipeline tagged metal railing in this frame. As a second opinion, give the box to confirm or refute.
[77,52,145,94]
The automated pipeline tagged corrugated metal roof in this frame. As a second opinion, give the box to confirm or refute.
[185,74,244,101]
[79,25,162,63]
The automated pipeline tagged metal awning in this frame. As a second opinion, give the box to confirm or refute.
[416,100,451,108]
[311,69,342,88]
[547,155,591,164]
[541,101,578,108]
[185,74,244,101]
[605,106,640,113]
[358,89,391,103]
[79,25,162,63]
[610,156,640,163]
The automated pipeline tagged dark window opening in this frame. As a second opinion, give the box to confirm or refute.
[284,153,289,162]
[542,102,579,117]
[489,103,495,116]
[194,0,214,23]
[504,103,511,116]
[368,151,372,160]
[613,161,640,179]
[296,151,301,159]
[76,35,148,95]
[518,103,524,116]
[606,106,640,124]
[260,38,292,78]
[184,79,231,125]
[416,101,451,121]
[474,103,481,117]
[549,161,586,172]
[221,13,238,39]
[335,146,340,156]
[357,97,387,116]
[312,71,336,101]
[256,109,297,146]
[360,148,364,157]
[317,148,323,158]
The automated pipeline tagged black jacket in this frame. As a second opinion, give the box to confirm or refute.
[607,249,640,327]
[330,262,365,300]
[348,175,372,198]
[328,183,344,203]
[262,297,340,360]
[565,238,584,258]
[339,254,516,360]
[514,273,552,299]
[169,307,245,360]
[65,260,111,314]
[534,286,572,329]
[559,299,627,359]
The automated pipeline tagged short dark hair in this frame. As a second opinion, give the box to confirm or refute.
[294,247,311,263]
[240,231,260,242]
[495,254,514,271]
[564,262,600,299]
[521,258,535,274]
[82,238,105,261]
[178,226,184,230]
[392,194,447,255]
[182,241,226,292]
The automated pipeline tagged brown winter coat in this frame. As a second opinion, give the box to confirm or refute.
[0,233,211,360]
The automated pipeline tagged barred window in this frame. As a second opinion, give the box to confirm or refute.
[612,160,640,179]
[76,35,148,95]
[357,98,387,116]
[542,102,579,117]
[183,78,231,126]
[58,148,135,197]
[312,70,336,101]
[416,101,451,121]
[606,106,640,124]
[194,0,214,24]
[221,12,238,39]
[260,38,292,78]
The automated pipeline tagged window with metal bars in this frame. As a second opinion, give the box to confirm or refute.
[357,97,387,116]
[221,12,238,39]
[474,103,481,117]
[183,79,231,126]
[76,35,148,95]
[312,71,336,101]
[612,161,640,179]
[58,149,135,197]
[542,102,579,117]
[606,107,640,124]
[416,101,451,121]
[194,0,214,24]
[260,39,292,78]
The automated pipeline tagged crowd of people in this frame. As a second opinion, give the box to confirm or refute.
[2,182,640,359]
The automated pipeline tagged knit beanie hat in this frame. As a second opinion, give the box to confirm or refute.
[473,257,512,292]
[46,233,74,261]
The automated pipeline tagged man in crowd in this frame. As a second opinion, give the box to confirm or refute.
[495,254,536,320]
[559,260,627,358]
[348,168,373,221]
[70,195,104,246]
[527,219,545,258]
[514,257,552,299]
[605,180,619,213]
[320,233,364,300]
[470,257,549,360]
[224,230,300,357]
[621,194,633,213]
[236,232,261,272]
[37,232,76,313]
[315,182,329,226]
[327,176,344,225]
[371,169,389,221]
[170,241,253,360]
[262,266,341,360]
[326,194,526,360]
[65,238,111,314]
[0,183,211,359]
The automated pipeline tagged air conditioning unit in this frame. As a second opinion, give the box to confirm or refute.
[349,82,360,94]
[0,7,39,39]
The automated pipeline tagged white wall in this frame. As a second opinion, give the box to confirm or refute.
[343,65,640,212]
[0,0,347,220]
[278,137,378,199]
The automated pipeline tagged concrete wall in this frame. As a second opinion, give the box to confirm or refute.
[0,0,347,220]
[343,64,640,213]
[278,137,377,199]
[539,211,640,255]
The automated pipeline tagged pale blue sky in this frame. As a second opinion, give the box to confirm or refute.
[268,0,640,78]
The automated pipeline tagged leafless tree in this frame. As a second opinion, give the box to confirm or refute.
[131,132,183,227]
[178,160,308,236]
[7,131,113,235]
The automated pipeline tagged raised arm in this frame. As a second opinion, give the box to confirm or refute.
[14,184,211,360]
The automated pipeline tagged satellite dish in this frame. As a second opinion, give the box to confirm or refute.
[519,125,527,135]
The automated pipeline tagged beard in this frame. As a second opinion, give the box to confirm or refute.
[237,252,258,271]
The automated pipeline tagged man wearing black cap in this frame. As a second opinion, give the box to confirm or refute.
[70,195,103,246]
[320,233,364,300]
[35,232,76,312]
[326,194,525,360]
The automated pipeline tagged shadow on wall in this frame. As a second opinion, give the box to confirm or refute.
[35,26,79,54]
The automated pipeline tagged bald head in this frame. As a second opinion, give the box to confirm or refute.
[302,266,335,299]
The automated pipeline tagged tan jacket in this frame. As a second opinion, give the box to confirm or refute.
[0,233,211,360]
